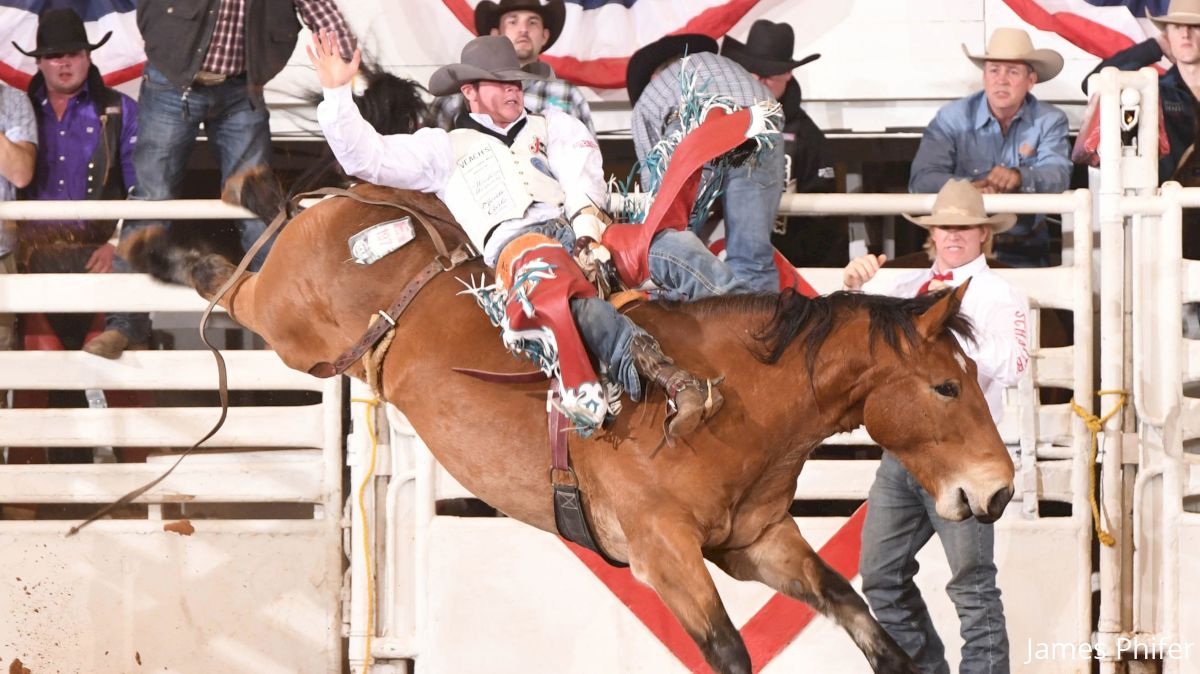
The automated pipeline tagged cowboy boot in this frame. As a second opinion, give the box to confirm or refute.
[629,334,723,440]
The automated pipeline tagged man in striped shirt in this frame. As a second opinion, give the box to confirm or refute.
[132,0,355,270]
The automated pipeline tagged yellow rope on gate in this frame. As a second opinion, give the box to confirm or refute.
[1070,390,1126,547]
[352,397,382,673]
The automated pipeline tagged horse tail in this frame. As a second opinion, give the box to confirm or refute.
[120,225,239,302]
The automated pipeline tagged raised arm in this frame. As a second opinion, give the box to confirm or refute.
[310,30,452,192]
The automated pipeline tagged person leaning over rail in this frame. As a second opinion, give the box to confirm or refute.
[910,28,1070,268]
[428,0,595,135]
[15,9,145,360]
[628,34,786,293]
[132,0,355,272]
[1082,0,1200,181]
[845,179,1030,674]
[310,32,746,440]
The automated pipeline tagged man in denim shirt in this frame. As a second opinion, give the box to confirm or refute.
[910,28,1071,267]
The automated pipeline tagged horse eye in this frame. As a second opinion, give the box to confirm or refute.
[933,381,959,398]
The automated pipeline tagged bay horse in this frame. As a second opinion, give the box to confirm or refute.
[128,183,1014,674]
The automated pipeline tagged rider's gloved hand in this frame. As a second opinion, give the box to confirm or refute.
[570,209,607,242]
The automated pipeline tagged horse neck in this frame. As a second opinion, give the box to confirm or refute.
[778,312,876,438]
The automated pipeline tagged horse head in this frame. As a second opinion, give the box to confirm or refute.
[856,281,1014,523]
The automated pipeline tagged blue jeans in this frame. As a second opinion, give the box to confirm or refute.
[992,218,1050,268]
[719,138,785,292]
[664,114,785,294]
[499,220,740,398]
[859,453,1009,674]
[131,63,273,270]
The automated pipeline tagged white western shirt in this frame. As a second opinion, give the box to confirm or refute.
[862,254,1030,423]
[317,84,606,265]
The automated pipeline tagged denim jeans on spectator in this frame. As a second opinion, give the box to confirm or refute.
[131,63,273,270]
[496,219,741,398]
[106,251,151,342]
[859,453,1010,674]
[663,115,785,293]
[719,137,785,292]
[993,220,1050,268]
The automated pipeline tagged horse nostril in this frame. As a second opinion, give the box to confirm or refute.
[957,487,970,509]
[987,484,1014,519]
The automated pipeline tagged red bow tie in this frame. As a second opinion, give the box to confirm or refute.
[918,270,954,295]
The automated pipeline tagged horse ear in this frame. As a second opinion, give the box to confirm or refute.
[916,278,971,341]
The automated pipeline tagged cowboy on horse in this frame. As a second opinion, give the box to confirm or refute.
[308,31,761,439]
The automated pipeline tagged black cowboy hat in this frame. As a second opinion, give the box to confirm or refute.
[13,8,110,58]
[428,35,548,96]
[720,20,819,78]
[475,0,567,52]
[625,34,718,104]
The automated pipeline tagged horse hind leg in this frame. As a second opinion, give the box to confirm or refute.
[626,518,751,674]
[711,517,920,674]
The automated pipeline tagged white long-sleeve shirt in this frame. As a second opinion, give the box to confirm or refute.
[863,254,1030,422]
[316,84,606,265]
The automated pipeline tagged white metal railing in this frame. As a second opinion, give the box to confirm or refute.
[1091,65,1200,673]
[0,200,345,674]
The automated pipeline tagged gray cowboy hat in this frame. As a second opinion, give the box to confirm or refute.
[721,20,820,78]
[428,35,548,97]
[961,27,1063,83]
[474,0,567,51]
[1149,0,1200,27]
[904,180,1016,233]
[13,8,110,58]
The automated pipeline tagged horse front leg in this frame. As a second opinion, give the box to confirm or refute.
[711,516,919,674]
[626,517,751,674]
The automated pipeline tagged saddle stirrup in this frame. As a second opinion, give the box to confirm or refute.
[629,335,724,442]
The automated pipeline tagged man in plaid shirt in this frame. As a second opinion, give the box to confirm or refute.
[133,0,355,271]
[429,0,595,135]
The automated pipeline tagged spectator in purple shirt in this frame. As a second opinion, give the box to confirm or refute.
[15,9,145,359]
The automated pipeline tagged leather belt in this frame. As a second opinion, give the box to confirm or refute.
[193,70,232,86]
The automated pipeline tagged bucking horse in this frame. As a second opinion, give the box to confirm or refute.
[121,75,1015,674]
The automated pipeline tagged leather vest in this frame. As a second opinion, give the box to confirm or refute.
[137,0,301,89]
[443,115,564,250]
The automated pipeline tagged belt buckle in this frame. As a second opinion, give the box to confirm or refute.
[194,70,228,86]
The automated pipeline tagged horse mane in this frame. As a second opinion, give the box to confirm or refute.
[683,289,975,374]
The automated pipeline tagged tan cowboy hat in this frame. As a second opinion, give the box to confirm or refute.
[961,27,1063,83]
[904,180,1016,233]
[428,35,547,96]
[1149,0,1200,28]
